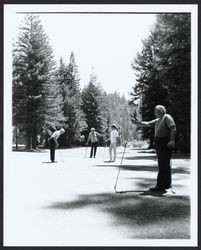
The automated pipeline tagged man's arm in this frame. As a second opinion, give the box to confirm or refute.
[168,125,176,149]
[131,118,153,127]
[97,132,103,137]
[54,137,59,148]
[86,134,90,145]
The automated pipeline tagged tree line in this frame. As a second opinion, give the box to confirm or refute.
[12,15,135,150]
[130,14,191,153]
[13,14,191,153]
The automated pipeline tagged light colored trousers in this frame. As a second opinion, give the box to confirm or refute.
[109,142,117,160]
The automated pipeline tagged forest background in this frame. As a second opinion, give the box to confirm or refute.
[12,13,191,153]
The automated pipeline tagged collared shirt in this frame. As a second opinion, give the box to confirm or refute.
[51,130,61,140]
[110,130,119,143]
[88,132,100,143]
[148,114,176,137]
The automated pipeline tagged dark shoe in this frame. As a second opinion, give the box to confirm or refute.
[149,187,166,192]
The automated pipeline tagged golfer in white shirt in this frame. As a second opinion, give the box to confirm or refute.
[49,128,65,162]
[106,124,119,162]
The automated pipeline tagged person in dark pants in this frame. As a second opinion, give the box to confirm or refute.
[132,105,176,192]
[49,128,65,162]
[87,128,102,158]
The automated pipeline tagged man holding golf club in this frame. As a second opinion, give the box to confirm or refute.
[86,128,102,158]
[48,128,65,162]
[132,105,176,192]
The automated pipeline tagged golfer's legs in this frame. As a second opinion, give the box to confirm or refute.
[113,143,117,160]
[94,141,98,157]
[50,139,55,162]
[155,138,172,189]
[90,144,94,158]
[162,146,172,188]
[109,144,113,160]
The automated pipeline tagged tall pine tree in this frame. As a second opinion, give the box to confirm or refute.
[13,15,64,149]
[56,53,87,147]
[81,73,104,140]
[130,14,191,152]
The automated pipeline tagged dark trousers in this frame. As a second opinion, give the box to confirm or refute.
[49,138,56,162]
[90,141,98,157]
[154,137,173,189]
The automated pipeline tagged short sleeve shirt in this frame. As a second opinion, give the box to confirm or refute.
[51,130,61,140]
[110,130,119,143]
[89,132,99,143]
[148,114,176,137]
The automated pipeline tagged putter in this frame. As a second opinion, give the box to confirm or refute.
[103,141,106,162]
[58,150,64,163]
[114,142,127,193]
[170,156,176,194]
[84,143,88,158]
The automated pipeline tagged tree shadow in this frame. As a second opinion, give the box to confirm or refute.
[44,192,190,217]
[130,148,153,151]
[124,154,190,161]
[43,191,190,238]
[94,164,190,175]
[12,148,47,153]
[42,161,58,164]
[115,176,187,193]
[124,155,157,161]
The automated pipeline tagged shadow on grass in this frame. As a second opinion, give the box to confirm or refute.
[124,154,190,161]
[124,155,157,161]
[44,191,190,239]
[42,161,58,164]
[12,148,47,153]
[94,164,190,175]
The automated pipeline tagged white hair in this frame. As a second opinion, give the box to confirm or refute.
[60,128,65,133]
[155,105,166,115]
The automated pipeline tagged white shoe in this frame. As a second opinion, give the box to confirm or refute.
[163,188,175,196]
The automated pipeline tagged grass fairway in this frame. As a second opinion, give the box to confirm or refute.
[4,146,192,246]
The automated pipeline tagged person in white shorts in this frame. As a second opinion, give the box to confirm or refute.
[106,124,119,162]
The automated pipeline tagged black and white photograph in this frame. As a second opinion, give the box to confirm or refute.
[3,3,198,247]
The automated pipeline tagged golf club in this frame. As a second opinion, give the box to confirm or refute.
[103,140,107,162]
[84,143,88,158]
[170,154,176,194]
[114,141,127,193]
[58,150,64,163]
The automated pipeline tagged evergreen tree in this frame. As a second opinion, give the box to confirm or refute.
[97,90,111,143]
[41,75,65,146]
[107,92,136,142]
[12,15,64,149]
[56,53,87,147]
[130,14,191,152]
[130,36,167,148]
[81,73,104,140]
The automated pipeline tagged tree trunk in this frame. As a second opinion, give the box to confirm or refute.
[15,126,18,150]
[26,128,32,149]
[148,131,154,149]
[32,123,37,149]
